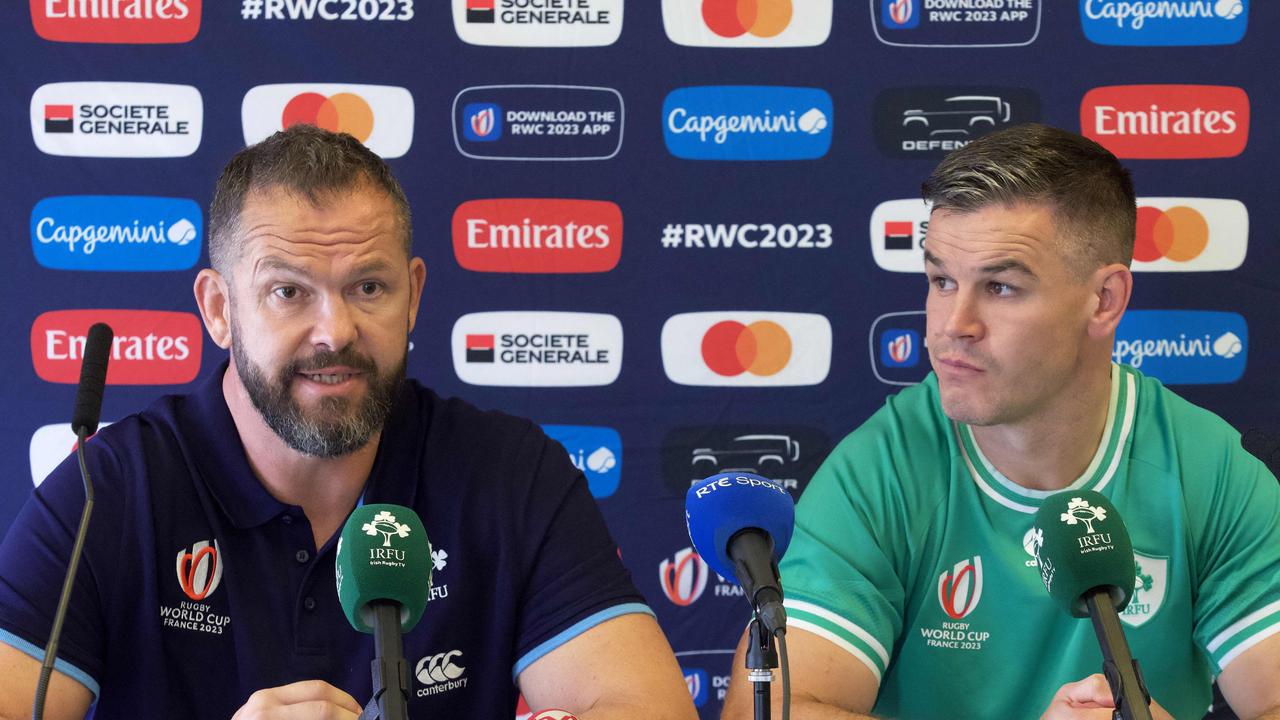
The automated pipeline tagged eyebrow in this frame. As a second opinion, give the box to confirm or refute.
[252,257,398,283]
[922,250,1037,279]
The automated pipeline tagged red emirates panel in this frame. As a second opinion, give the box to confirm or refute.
[31,309,203,385]
[1081,85,1249,159]
[31,0,202,44]
[453,199,623,274]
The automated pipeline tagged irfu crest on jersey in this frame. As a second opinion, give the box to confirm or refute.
[1120,552,1168,628]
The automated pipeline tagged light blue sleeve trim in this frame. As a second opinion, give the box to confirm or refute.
[512,602,654,681]
[0,628,100,699]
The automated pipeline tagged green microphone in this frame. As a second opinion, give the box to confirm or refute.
[1032,490,1152,720]
[336,504,432,720]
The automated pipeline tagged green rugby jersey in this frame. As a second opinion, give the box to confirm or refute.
[781,364,1280,719]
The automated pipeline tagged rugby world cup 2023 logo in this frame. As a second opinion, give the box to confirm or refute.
[937,556,983,619]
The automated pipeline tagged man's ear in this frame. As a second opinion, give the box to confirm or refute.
[407,257,426,332]
[194,269,232,349]
[1087,263,1133,340]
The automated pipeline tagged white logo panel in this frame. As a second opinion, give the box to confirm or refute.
[452,311,623,387]
[1131,197,1247,272]
[31,82,203,158]
[452,0,623,47]
[241,83,415,159]
[869,198,931,273]
[30,422,114,487]
[662,0,832,47]
[661,311,831,387]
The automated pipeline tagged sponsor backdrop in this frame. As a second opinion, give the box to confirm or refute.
[2,1,1277,717]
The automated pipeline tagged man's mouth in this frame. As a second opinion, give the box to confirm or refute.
[301,372,356,385]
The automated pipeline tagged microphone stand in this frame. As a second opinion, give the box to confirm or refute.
[359,601,411,720]
[1085,593,1152,720]
[745,617,778,720]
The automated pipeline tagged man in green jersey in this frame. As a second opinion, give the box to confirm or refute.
[721,124,1280,720]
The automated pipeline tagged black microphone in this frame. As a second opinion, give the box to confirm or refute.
[33,322,113,720]
[1032,490,1153,720]
[70,323,113,437]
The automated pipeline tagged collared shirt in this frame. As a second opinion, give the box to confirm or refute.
[782,364,1280,719]
[0,362,650,719]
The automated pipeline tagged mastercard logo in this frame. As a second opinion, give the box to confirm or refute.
[701,320,792,376]
[663,0,830,47]
[703,0,793,38]
[242,84,414,159]
[1135,205,1207,262]
[663,312,831,387]
[1128,197,1247,272]
[281,92,373,142]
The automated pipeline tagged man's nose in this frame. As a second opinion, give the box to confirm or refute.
[309,294,358,352]
[943,290,985,341]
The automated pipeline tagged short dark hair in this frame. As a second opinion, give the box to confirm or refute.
[921,123,1136,277]
[207,124,412,274]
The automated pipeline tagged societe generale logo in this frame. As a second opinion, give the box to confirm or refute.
[661,311,831,387]
[453,199,622,273]
[1081,84,1249,159]
[31,0,202,43]
[31,82,203,158]
[662,0,832,47]
[31,309,202,385]
[453,0,623,47]
[1132,197,1247,272]
[242,84,414,159]
[659,547,709,606]
[451,311,623,387]
[29,422,114,487]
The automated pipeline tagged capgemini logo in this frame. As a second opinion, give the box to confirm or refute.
[1214,332,1243,359]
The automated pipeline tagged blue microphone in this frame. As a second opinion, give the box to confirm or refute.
[686,472,795,635]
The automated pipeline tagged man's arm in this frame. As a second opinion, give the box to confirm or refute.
[0,642,92,720]
[720,625,878,720]
[516,613,696,720]
[1218,632,1280,720]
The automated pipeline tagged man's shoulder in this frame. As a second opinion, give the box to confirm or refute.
[1126,365,1252,472]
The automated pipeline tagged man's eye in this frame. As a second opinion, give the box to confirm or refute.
[930,276,954,291]
[989,282,1014,296]
[274,286,299,300]
[360,281,382,296]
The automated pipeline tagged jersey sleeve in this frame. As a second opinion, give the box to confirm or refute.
[780,427,914,686]
[1190,433,1280,673]
[510,426,650,680]
[0,436,122,699]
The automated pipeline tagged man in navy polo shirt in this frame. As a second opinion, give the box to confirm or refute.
[0,125,697,720]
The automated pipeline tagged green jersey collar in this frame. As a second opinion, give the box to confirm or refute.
[954,364,1139,514]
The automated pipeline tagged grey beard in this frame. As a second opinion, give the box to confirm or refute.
[232,335,404,458]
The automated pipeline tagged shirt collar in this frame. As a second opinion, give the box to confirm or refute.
[179,360,424,529]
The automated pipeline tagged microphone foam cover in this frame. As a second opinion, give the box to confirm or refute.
[336,503,432,634]
[71,322,113,436]
[1031,489,1134,618]
[685,472,795,585]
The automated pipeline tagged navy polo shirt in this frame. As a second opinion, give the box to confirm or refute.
[0,362,650,719]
